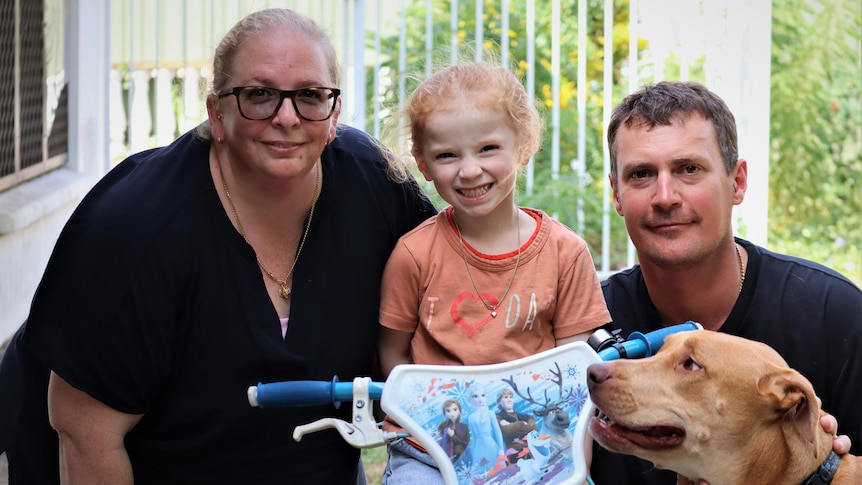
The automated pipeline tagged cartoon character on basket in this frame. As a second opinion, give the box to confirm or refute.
[463,385,506,476]
[437,399,470,465]
[495,388,538,464]
[502,362,575,460]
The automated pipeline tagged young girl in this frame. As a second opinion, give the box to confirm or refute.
[378,61,611,484]
[437,400,470,465]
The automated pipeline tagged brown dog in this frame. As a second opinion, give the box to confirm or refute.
[587,330,861,485]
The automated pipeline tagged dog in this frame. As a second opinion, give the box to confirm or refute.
[587,330,861,485]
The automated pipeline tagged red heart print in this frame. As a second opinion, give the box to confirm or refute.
[451,291,497,338]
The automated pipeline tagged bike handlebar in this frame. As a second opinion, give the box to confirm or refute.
[248,321,701,408]
[597,321,701,361]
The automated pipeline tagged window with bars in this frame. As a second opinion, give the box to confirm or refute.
[0,0,67,193]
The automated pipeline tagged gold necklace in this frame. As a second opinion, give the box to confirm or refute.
[217,160,321,300]
[734,243,746,293]
[454,209,522,319]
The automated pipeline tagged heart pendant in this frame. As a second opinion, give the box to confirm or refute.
[490,310,497,318]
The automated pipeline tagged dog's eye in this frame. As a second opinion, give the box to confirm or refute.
[679,357,703,372]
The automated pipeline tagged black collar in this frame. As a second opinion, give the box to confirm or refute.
[802,450,841,485]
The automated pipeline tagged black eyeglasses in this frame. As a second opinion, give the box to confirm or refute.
[217,86,341,121]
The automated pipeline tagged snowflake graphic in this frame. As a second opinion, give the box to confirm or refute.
[565,363,580,380]
[410,380,425,396]
[455,459,482,484]
[569,383,589,414]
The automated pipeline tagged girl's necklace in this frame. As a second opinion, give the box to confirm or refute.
[454,209,522,318]
[217,160,321,300]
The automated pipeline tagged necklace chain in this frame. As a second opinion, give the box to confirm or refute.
[217,160,321,300]
[734,243,746,293]
[455,209,522,319]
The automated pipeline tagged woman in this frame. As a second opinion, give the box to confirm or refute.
[7,8,435,484]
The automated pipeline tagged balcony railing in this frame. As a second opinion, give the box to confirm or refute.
[108,0,772,275]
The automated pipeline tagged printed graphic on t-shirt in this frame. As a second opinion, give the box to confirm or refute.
[444,292,541,338]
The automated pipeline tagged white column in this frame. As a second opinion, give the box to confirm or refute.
[711,1,772,246]
[67,0,110,176]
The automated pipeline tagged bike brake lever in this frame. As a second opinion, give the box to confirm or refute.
[292,377,397,449]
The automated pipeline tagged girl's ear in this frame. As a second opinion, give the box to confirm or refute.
[414,151,433,182]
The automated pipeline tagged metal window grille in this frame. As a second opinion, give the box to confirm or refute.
[0,0,67,193]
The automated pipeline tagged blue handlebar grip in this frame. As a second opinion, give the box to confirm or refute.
[251,376,342,408]
[248,376,386,408]
[597,321,702,361]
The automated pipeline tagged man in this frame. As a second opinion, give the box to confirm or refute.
[591,81,862,484]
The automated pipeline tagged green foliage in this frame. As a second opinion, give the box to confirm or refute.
[518,165,630,270]
[361,446,387,483]
[770,0,862,283]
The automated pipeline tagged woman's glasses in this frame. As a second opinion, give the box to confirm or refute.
[217,86,340,121]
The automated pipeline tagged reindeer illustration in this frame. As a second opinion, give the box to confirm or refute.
[501,362,575,459]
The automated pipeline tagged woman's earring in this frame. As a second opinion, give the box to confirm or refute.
[217,136,223,144]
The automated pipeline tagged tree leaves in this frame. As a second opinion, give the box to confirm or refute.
[770,0,862,281]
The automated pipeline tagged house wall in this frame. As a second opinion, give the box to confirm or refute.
[0,0,110,342]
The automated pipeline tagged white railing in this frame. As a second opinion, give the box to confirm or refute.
[109,0,771,275]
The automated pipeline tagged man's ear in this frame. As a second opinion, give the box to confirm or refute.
[757,369,819,444]
[731,159,748,205]
[609,173,624,216]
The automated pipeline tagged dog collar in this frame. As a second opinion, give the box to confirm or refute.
[802,450,840,485]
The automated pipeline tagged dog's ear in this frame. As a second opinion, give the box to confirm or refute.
[757,369,819,444]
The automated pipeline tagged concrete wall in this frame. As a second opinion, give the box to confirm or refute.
[0,0,110,342]
[0,171,92,339]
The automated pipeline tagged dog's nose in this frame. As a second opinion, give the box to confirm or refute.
[587,363,611,386]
